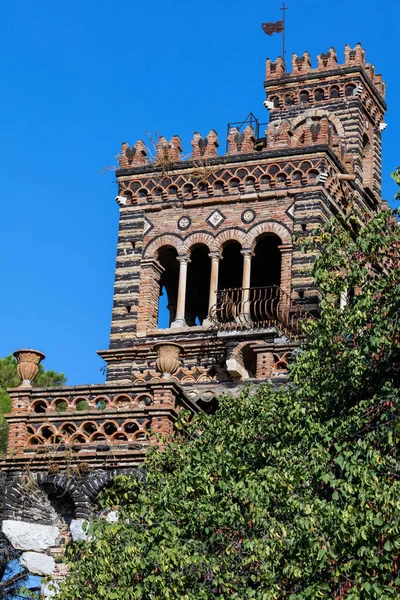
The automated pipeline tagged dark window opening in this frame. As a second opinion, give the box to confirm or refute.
[284,94,294,106]
[271,96,280,108]
[218,242,243,290]
[186,245,211,326]
[345,84,356,97]
[183,184,193,197]
[104,422,118,435]
[41,484,76,526]
[314,89,325,101]
[33,401,47,413]
[214,180,224,192]
[168,186,178,198]
[158,247,179,328]
[250,235,282,324]
[250,235,282,288]
[300,91,309,103]
[330,86,340,98]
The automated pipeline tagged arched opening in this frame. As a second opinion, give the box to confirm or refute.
[314,88,325,101]
[330,85,340,99]
[158,247,179,328]
[186,245,211,325]
[250,235,282,325]
[218,242,243,290]
[250,235,282,288]
[270,96,280,108]
[40,483,76,526]
[345,84,356,97]
[32,400,47,414]
[299,90,309,104]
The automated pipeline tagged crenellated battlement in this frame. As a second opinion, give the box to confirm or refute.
[266,43,386,100]
[117,43,386,209]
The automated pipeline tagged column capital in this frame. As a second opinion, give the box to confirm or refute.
[177,254,191,264]
[241,248,253,258]
[208,251,222,261]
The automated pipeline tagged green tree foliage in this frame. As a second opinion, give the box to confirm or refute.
[58,208,400,599]
[0,355,66,454]
[392,167,400,200]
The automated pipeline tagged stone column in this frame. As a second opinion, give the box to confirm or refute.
[171,255,190,328]
[203,252,221,325]
[240,249,253,321]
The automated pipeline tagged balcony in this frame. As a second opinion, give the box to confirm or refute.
[209,285,311,339]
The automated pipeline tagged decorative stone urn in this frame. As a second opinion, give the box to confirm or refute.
[13,349,45,388]
[153,342,184,379]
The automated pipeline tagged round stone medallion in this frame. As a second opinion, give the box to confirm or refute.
[178,216,191,230]
[242,209,256,224]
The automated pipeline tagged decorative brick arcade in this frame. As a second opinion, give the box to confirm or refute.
[0,43,388,595]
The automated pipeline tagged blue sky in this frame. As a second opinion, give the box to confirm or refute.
[0,0,398,385]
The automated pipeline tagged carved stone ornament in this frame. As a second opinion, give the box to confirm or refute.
[242,209,256,224]
[178,216,191,230]
[13,349,45,388]
[153,342,184,379]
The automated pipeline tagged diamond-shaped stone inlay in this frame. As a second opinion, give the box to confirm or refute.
[206,209,225,229]
[143,216,154,235]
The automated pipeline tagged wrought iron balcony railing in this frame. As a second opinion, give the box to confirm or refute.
[209,285,311,338]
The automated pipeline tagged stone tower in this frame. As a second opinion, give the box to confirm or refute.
[0,44,387,576]
[99,42,387,395]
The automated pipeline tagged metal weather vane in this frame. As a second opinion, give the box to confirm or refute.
[261,2,288,70]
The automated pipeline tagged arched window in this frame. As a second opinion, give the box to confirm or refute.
[136,189,147,203]
[314,88,325,101]
[157,247,179,328]
[168,185,178,198]
[284,94,294,106]
[277,173,287,184]
[186,245,211,326]
[299,91,309,104]
[218,242,243,290]
[229,178,240,191]
[345,84,356,97]
[183,183,194,197]
[250,235,282,288]
[245,177,256,190]
[214,180,225,194]
[271,96,280,108]
[330,85,340,99]
[198,181,208,195]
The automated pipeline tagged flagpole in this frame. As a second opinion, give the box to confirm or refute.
[280,2,287,71]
